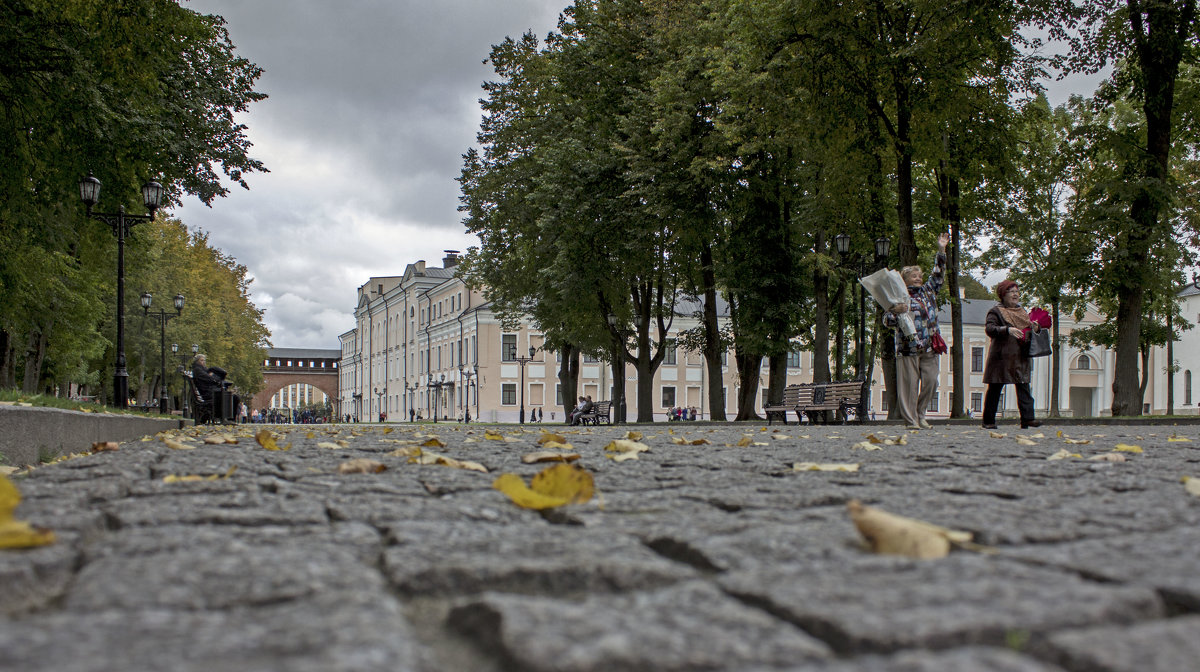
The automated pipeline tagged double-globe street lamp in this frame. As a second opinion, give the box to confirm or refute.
[834,233,891,381]
[459,365,475,423]
[405,379,417,421]
[141,292,184,414]
[80,174,163,408]
[514,346,536,424]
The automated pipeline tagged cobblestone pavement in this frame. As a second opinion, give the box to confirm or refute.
[3,421,1199,671]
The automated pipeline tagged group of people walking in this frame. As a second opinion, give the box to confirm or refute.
[882,232,1049,430]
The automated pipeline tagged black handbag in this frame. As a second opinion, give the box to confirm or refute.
[1026,329,1051,358]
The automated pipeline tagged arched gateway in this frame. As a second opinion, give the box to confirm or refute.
[251,348,341,415]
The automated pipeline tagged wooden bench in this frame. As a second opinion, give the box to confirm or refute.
[764,385,803,425]
[580,400,612,426]
[799,380,867,424]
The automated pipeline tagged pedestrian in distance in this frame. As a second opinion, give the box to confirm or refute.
[981,279,1047,430]
[881,232,949,430]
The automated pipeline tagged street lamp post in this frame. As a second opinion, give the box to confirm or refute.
[405,379,416,421]
[515,345,535,424]
[459,365,474,423]
[141,292,183,414]
[430,373,446,423]
[834,233,890,380]
[80,173,163,408]
[373,386,385,422]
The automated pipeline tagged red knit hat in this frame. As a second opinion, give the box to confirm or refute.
[995,279,1018,298]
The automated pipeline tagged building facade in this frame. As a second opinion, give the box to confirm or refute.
[339,253,1190,422]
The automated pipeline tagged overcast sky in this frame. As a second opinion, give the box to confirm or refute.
[174,1,1104,350]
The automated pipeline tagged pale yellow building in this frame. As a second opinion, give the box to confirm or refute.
[339,253,1117,422]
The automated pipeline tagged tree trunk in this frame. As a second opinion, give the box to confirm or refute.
[610,340,627,424]
[557,345,580,420]
[937,157,966,418]
[734,351,762,421]
[0,329,15,388]
[767,352,786,408]
[22,326,48,394]
[813,231,831,385]
[1049,296,1062,417]
[700,242,726,420]
[834,280,846,380]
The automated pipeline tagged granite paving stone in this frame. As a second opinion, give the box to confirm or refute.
[718,554,1164,654]
[448,581,832,671]
[1031,615,1200,672]
[1,421,1197,671]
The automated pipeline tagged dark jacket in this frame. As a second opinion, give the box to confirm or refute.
[192,362,223,395]
[983,306,1032,384]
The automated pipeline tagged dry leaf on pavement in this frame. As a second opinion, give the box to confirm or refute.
[1168,435,1191,442]
[255,429,290,451]
[736,436,753,447]
[1114,444,1143,454]
[338,458,387,474]
[672,437,712,445]
[1063,437,1092,445]
[537,432,568,445]
[988,431,1007,439]
[624,431,644,441]
[521,451,581,464]
[1184,476,1200,497]
[0,474,55,549]
[1015,437,1037,446]
[603,439,651,461]
[1047,449,1082,461]
[846,499,972,560]
[1088,453,1127,462]
[91,441,119,452]
[163,465,238,483]
[493,463,594,510]
[793,462,860,472]
[851,441,883,451]
[411,450,488,473]
[163,438,193,450]
[483,430,505,441]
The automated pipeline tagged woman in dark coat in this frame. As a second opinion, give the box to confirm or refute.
[981,279,1042,429]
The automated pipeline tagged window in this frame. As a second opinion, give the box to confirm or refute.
[664,340,677,365]
[881,395,889,412]
[971,392,982,413]
[1077,356,1091,370]
[787,349,801,369]
[928,394,939,412]
[722,387,727,409]
[721,351,727,366]
[502,334,517,361]
[1186,370,1192,405]
[661,386,676,408]
[971,347,984,372]
[556,384,563,406]
[583,353,599,363]
[502,383,516,405]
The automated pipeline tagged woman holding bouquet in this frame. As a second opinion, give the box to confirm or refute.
[981,279,1051,429]
[882,233,949,430]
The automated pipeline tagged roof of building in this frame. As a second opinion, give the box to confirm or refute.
[938,297,996,325]
[267,347,341,359]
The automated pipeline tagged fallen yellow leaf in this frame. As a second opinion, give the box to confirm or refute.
[851,441,883,451]
[317,442,343,450]
[1047,449,1082,461]
[163,438,193,450]
[387,446,422,458]
[604,439,651,456]
[0,474,55,549]
[411,451,488,473]
[421,437,446,448]
[793,462,860,472]
[338,458,386,474]
[624,431,644,441]
[736,436,752,447]
[483,430,505,441]
[163,465,237,483]
[1168,435,1191,442]
[1064,438,1092,445]
[492,464,594,510]
[537,432,568,445]
[988,431,1007,439]
[1114,444,1143,454]
[91,441,119,452]
[1184,476,1200,497]
[521,451,581,464]
[540,440,574,451]
[255,429,290,451]
[1088,453,1127,462]
[846,500,972,559]
[1015,437,1038,446]
[671,437,712,445]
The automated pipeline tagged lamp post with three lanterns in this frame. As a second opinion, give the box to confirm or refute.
[79,174,163,408]
[514,346,536,424]
[142,292,184,414]
[834,233,890,381]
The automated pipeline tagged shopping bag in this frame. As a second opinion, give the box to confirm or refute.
[860,268,915,338]
[1025,329,1051,358]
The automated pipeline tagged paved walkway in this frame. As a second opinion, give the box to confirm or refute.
[2,421,1198,671]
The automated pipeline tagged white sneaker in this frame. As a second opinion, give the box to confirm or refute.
[918,419,932,429]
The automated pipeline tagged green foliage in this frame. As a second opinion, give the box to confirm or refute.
[0,0,267,397]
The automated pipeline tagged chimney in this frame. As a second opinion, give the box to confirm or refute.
[415,260,426,275]
[443,250,460,268]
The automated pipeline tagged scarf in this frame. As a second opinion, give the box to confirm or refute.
[997,304,1031,330]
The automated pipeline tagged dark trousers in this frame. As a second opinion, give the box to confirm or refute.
[982,382,1035,424]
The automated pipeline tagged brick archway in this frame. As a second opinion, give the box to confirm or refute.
[252,371,339,413]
